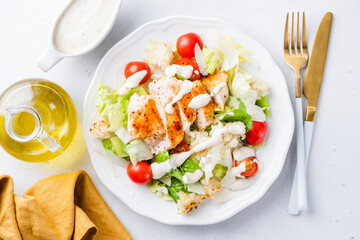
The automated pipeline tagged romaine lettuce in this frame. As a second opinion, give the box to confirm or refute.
[212,164,228,179]
[154,151,170,163]
[216,98,253,131]
[256,96,270,116]
[202,48,220,74]
[96,83,120,117]
[149,180,173,201]
[126,139,153,163]
[181,159,202,173]
[102,137,129,159]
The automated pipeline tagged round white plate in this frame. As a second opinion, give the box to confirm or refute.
[83,15,294,225]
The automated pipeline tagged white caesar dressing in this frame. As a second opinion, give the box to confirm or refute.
[232,146,255,161]
[151,122,246,179]
[211,82,228,97]
[188,94,211,109]
[199,155,216,184]
[119,70,148,95]
[165,80,193,114]
[54,0,121,54]
[182,169,203,184]
[165,65,193,79]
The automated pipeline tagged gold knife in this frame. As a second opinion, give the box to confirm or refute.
[303,12,333,160]
[288,12,332,215]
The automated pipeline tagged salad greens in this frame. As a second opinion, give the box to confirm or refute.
[102,136,129,159]
[154,151,170,163]
[126,139,152,163]
[202,48,220,74]
[215,98,253,131]
[256,96,270,116]
[181,159,202,173]
[212,164,228,179]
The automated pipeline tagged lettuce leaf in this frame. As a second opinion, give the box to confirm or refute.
[126,139,153,163]
[96,83,120,117]
[181,159,202,173]
[216,98,253,131]
[102,137,129,159]
[212,164,228,179]
[256,96,270,116]
[149,180,173,201]
[154,151,170,163]
[202,48,220,74]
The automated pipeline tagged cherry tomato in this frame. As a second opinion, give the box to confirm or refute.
[171,140,191,154]
[127,161,153,184]
[235,156,258,177]
[124,61,151,85]
[173,58,201,81]
[246,121,267,146]
[176,33,203,58]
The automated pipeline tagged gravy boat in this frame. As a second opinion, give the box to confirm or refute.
[38,0,122,72]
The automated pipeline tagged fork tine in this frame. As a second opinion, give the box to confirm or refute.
[284,13,289,54]
[297,12,300,54]
[302,12,308,55]
[291,12,295,55]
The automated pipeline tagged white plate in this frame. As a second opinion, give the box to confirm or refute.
[83,15,294,225]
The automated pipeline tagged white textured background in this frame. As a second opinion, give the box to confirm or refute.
[0,0,359,239]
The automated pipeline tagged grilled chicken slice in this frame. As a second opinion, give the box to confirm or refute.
[149,77,196,132]
[152,95,184,153]
[191,81,215,130]
[128,94,166,146]
[201,71,229,110]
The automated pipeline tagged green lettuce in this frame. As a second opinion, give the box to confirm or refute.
[202,48,220,74]
[154,151,170,163]
[96,83,120,117]
[256,96,270,116]
[166,177,188,203]
[216,98,253,131]
[213,164,228,179]
[149,180,173,201]
[126,139,152,163]
[181,159,201,173]
[102,137,129,158]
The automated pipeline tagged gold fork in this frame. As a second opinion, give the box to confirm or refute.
[284,12,308,212]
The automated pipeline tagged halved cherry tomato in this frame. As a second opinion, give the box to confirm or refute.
[171,140,191,154]
[176,33,203,58]
[246,121,267,146]
[127,161,153,184]
[173,58,201,81]
[124,61,151,85]
[235,156,258,177]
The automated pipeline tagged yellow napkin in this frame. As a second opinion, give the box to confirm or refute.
[0,170,132,240]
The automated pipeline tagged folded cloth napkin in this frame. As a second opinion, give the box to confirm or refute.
[0,170,132,240]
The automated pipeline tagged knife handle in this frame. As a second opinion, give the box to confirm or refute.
[288,120,314,215]
[295,98,308,211]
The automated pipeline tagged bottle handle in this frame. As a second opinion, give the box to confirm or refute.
[37,45,63,72]
[4,106,63,153]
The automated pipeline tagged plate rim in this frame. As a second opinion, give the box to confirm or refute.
[83,15,294,225]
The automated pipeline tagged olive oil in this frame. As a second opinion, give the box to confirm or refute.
[0,79,77,162]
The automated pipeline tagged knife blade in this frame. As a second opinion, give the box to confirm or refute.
[303,12,333,122]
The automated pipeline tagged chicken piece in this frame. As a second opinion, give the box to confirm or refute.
[153,95,184,153]
[201,71,229,110]
[201,177,222,198]
[191,81,215,130]
[146,41,175,71]
[177,191,205,214]
[127,94,166,146]
[90,115,111,139]
[149,77,196,132]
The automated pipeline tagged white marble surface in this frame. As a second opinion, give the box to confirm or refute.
[0,0,359,239]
